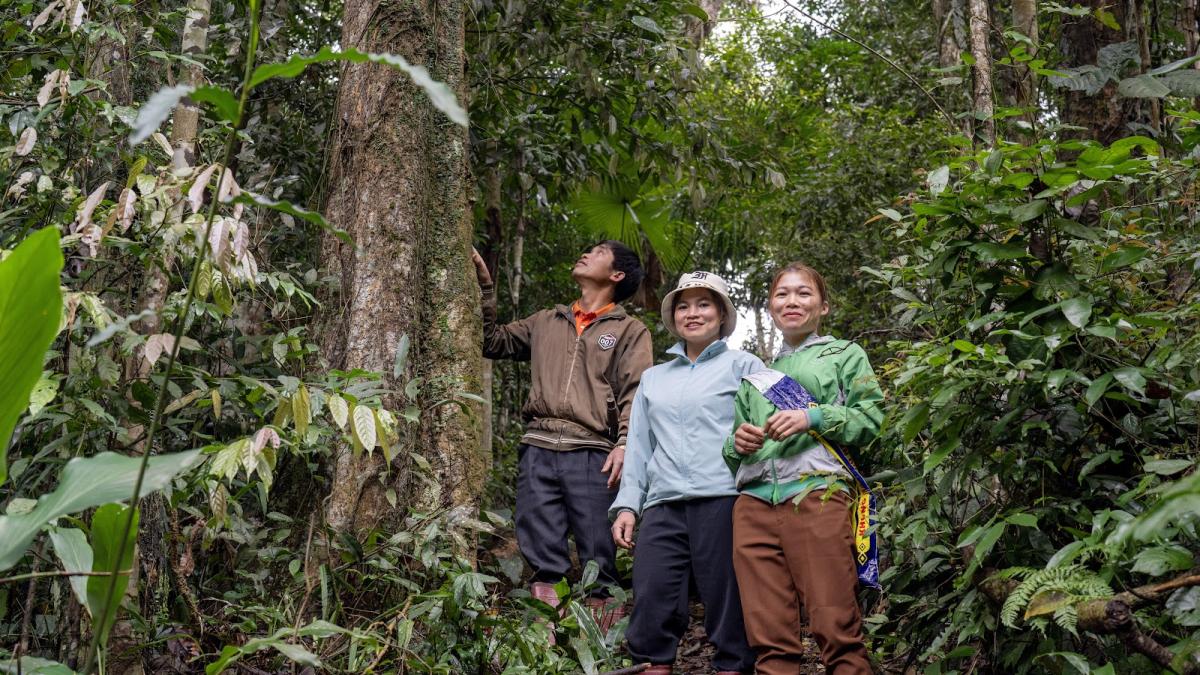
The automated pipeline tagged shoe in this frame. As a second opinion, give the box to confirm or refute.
[530,582,561,645]
[585,596,627,633]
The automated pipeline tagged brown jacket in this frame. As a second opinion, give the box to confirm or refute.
[481,281,652,451]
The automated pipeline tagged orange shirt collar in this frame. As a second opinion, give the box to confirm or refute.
[572,301,615,336]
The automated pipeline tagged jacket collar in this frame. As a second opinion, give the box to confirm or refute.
[668,339,728,364]
[775,333,833,360]
[555,302,628,323]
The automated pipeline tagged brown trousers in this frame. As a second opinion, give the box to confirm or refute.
[731,491,872,675]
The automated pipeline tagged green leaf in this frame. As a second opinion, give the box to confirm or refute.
[1060,297,1093,328]
[352,404,377,453]
[1117,74,1170,98]
[189,85,240,125]
[394,333,410,378]
[1112,367,1146,395]
[901,402,929,444]
[631,15,665,36]
[1143,459,1194,476]
[970,241,1028,261]
[0,656,76,674]
[1011,200,1047,223]
[271,643,320,667]
[87,503,138,644]
[248,47,467,126]
[230,191,350,245]
[1095,8,1120,30]
[1085,373,1114,407]
[951,339,976,353]
[129,85,194,144]
[0,227,64,486]
[1006,513,1039,527]
[1161,70,1200,96]
[0,449,202,571]
[327,394,349,431]
[48,527,92,609]
[1131,545,1193,576]
[878,208,903,222]
[679,3,710,21]
[1147,54,1200,76]
[292,385,311,438]
[927,165,950,196]
[1101,244,1150,272]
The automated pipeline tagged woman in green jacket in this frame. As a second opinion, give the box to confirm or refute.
[724,261,884,675]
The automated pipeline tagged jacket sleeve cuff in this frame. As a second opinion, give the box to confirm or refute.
[807,406,825,431]
[614,436,627,449]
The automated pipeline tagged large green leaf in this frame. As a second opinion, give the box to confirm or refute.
[569,178,689,269]
[87,504,138,644]
[0,449,202,571]
[48,527,93,609]
[0,227,64,486]
[248,47,467,126]
[0,656,75,674]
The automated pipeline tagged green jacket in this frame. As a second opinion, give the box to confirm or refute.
[722,336,884,496]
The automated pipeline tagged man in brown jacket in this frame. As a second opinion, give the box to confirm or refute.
[471,240,653,630]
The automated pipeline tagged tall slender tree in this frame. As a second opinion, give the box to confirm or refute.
[968,0,995,146]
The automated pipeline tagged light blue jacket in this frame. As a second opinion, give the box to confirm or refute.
[609,339,765,519]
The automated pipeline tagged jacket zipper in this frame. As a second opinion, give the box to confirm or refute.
[555,312,619,447]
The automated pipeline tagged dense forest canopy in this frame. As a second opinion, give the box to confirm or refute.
[0,0,1198,673]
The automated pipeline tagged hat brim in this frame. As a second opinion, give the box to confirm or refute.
[661,286,738,339]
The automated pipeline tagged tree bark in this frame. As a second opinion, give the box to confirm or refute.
[684,0,724,47]
[1059,0,1138,144]
[321,0,484,538]
[968,0,995,146]
[934,0,973,136]
[933,0,967,69]
[1011,0,1038,128]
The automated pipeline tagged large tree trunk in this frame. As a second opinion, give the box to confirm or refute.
[1059,0,1138,143]
[321,0,484,539]
[968,0,995,146]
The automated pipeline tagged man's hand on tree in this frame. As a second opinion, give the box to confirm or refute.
[470,248,492,286]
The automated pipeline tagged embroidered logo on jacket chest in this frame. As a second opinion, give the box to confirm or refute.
[597,333,617,350]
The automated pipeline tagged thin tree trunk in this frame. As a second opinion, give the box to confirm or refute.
[1132,0,1160,133]
[510,151,526,310]
[968,0,995,146]
[934,0,973,136]
[129,3,210,660]
[1012,0,1038,128]
[1187,0,1199,55]
[322,0,484,539]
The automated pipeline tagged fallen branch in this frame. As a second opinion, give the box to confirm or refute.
[980,568,1200,675]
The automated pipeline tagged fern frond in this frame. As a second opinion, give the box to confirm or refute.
[1000,564,1112,629]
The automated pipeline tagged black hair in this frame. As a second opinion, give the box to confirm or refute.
[595,240,644,302]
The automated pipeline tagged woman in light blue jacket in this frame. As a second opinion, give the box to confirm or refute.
[610,272,763,675]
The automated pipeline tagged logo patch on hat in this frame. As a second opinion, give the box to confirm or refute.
[597,333,617,350]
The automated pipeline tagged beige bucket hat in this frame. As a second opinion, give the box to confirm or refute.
[661,271,738,339]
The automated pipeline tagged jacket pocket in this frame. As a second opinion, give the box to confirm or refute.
[601,377,619,441]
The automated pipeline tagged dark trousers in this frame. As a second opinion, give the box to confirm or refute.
[627,496,755,673]
[515,444,619,593]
